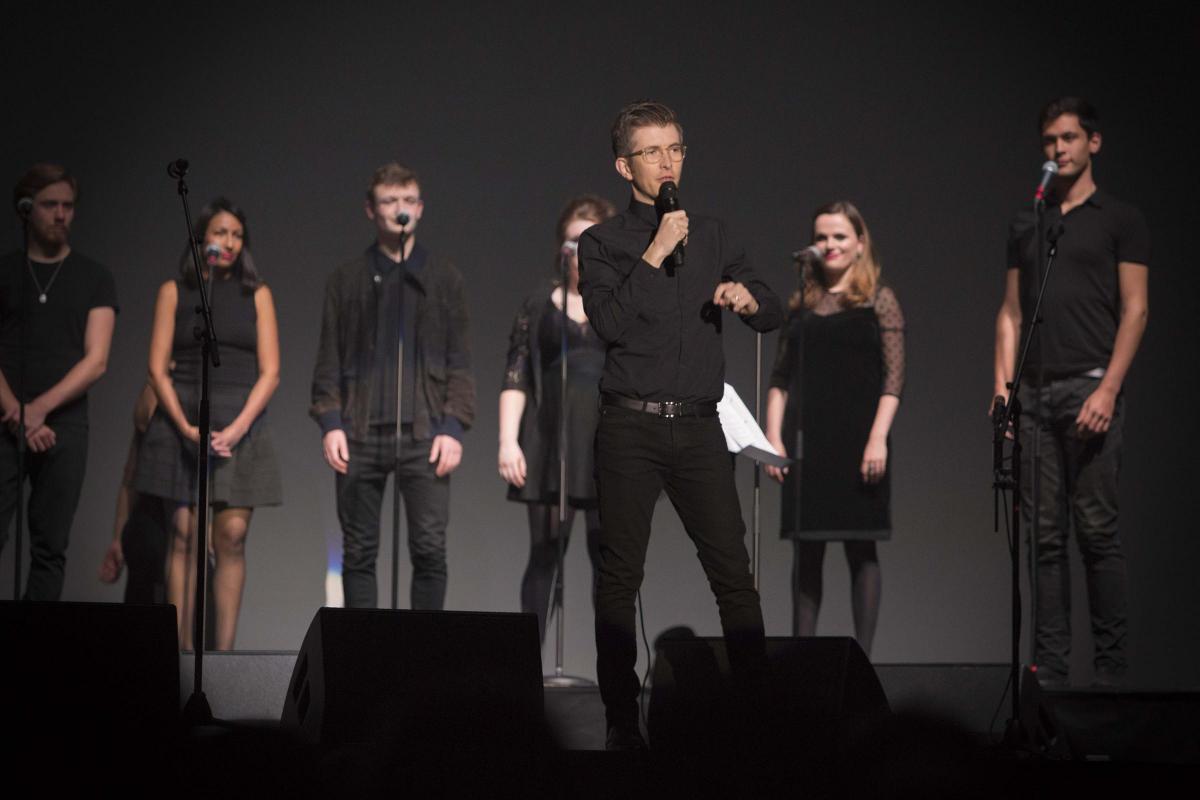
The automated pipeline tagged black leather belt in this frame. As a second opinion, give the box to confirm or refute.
[602,393,718,418]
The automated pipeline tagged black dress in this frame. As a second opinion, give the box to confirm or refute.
[503,287,606,508]
[770,286,905,540]
[134,275,282,508]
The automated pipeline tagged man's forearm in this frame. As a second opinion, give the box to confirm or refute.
[32,355,107,415]
[1099,303,1148,395]
[993,312,1020,394]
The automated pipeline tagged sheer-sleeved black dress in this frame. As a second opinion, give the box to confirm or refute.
[503,286,606,508]
[770,286,905,540]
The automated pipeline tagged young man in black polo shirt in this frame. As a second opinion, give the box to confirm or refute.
[311,163,475,610]
[0,164,118,600]
[993,97,1150,687]
[579,100,782,749]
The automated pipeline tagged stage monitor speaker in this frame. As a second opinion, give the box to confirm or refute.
[649,636,890,762]
[280,608,542,751]
[0,601,179,750]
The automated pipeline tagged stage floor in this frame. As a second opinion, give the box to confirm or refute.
[179,652,1199,762]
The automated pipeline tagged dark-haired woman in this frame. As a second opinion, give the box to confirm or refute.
[497,194,615,644]
[134,198,281,650]
[765,201,904,658]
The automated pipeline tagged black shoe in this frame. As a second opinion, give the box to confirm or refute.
[605,722,647,751]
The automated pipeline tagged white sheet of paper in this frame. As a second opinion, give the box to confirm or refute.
[717,383,780,456]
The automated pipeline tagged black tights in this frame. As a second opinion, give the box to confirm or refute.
[791,540,881,657]
[522,503,601,644]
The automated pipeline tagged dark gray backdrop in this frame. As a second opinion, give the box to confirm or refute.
[3,2,1197,688]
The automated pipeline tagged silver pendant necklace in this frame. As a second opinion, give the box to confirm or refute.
[27,255,67,303]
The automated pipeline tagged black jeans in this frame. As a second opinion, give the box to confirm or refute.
[1019,375,1128,681]
[593,405,765,727]
[0,423,89,601]
[337,425,450,610]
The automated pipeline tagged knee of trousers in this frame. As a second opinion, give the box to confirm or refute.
[1074,525,1126,564]
[409,542,447,573]
[342,537,381,570]
[1072,495,1119,539]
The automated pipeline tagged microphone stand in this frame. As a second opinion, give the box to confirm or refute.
[751,332,762,589]
[544,247,593,688]
[1027,200,1048,659]
[12,213,30,600]
[169,159,220,726]
[992,218,1062,747]
[390,224,409,611]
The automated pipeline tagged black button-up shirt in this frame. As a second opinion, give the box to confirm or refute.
[579,198,782,404]
[1007,188,1150,377]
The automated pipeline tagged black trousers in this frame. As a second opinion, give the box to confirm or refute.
[593,405,765,727]
[1020,375,1128,681]
[337,425,450,610]
[0,423,89,601]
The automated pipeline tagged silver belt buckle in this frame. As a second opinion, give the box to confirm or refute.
[660,401,680,418]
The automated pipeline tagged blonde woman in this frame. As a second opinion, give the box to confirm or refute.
[765,201,905,657]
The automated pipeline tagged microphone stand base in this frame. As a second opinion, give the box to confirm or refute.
[182,690,214,727]
[543,673,596,689]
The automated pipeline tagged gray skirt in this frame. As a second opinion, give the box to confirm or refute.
[133,391,282,509]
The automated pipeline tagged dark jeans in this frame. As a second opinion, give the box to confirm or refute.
[337,425,450,610]
[0,423,89,601]
[1019,375,1128,681]
[522,502,601,644]
[593,405,766,728]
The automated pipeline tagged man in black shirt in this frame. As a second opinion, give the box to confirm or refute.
[579,100,782,749]
[0,164,118,600]
[994,98,1149,686]
[311,163,475,609]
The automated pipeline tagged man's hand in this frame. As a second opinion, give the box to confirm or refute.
[1075,386,1117,438]
[430,434,463,478]
[99,540,124,583]
[713,281,760,316]
[27,424,56,452]
[3,398,47,435]
[643,209,688,268]
[323,429,350,474]
[990,389,1015,439]
[498,440,526,487]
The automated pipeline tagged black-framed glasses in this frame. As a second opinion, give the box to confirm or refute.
[623,144,687,164]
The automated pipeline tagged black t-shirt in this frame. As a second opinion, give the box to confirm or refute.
[0,250,119,425]
[1006,189,1150,377]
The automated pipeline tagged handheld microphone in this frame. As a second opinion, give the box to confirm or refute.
[656,181,685,269]
[16,197,34,218]
[561,239,579,256]
[791,244,824,266]
[204,243,223,264]
[1034,160,1059,203]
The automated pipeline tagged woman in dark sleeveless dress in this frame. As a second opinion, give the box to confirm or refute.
[497,194,615,644]
[765,201,904,657]
[135,198,281,650]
